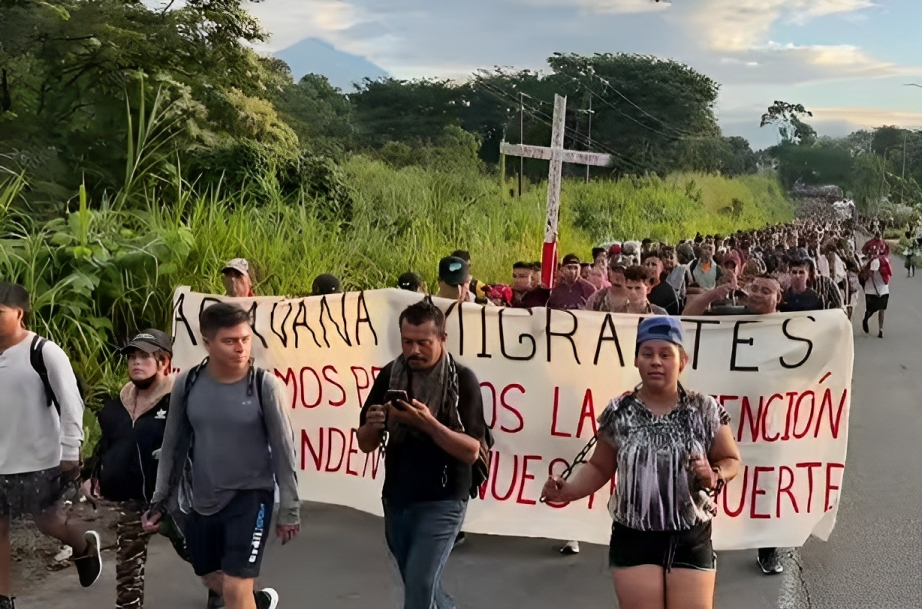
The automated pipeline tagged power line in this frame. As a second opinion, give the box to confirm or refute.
[476,81,643,169]
[474,80,651,173]
[593,73,701,138]
[561,73,712,142]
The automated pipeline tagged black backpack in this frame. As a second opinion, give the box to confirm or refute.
[30,335,85,415]
[470,425,495,499]
[183,358,266,412]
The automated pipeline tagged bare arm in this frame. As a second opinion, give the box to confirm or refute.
[707,425,742,486]
[427,418,480,464]
[682,283,732,315]
[357,404,385,453]
[391,400,480,464]
[541,439,618,503]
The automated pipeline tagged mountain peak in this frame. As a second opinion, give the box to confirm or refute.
[274,37,389,91]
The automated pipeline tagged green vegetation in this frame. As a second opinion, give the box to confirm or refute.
[761,104,922,213]
[0,0,794,453]
[1,161,791,435]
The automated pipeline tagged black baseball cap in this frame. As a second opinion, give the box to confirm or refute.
[312,273,342,295]
[120,329,173,356]
[438,256,470,287]
[397,272,422,291]
[561,253,581,266]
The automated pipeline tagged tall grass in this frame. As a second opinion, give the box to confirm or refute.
[2,158,792,455]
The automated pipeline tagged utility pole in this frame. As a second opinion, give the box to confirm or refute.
[585,96,593,184]
[902,130,908,204]
[519,91,525,199]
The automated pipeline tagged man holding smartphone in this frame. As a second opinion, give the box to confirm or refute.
[357,300,486,609]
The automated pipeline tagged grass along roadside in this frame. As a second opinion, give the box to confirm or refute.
[1,159,793,456]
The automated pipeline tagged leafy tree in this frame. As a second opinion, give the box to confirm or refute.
[760,101,815,145]
[547,52,721,176]
[0,0,297,203]
[274,73,354,157]
[349,77,466,147]
[848,152,888,212]
[773,142,853,189]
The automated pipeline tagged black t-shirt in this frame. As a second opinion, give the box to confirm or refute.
[780,288,823,312]
[360,360,485,505]
[649,281,681,315]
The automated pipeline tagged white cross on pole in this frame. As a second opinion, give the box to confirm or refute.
[500,95,612,289]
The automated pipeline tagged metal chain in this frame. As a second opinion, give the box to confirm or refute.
[539,434,598,504]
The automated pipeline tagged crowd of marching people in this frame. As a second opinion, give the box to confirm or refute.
[0,199,907,609]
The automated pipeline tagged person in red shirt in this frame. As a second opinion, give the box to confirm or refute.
[861,232,890,257]
[547,254,598,310]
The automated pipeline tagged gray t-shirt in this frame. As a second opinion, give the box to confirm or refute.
[186,369,276,515]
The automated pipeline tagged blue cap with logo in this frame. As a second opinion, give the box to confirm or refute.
[636,316,685,351]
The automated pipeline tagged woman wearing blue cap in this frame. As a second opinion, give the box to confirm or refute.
[542,316,742,609]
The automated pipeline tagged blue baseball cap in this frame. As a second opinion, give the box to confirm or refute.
[636,317,685,351]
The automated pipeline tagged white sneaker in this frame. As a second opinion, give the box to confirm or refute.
[255,588,279,609]
[559,540,580,555]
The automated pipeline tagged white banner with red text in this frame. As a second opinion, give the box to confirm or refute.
[171,287,853,550]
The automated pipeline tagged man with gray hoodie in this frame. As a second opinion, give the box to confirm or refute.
[143,303,300,609]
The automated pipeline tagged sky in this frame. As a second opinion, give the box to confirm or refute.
[243,0,922,149]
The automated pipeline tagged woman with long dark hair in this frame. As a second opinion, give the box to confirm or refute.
[542,317,742,609]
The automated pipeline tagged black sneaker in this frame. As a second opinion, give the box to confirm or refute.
[74,530,102,588]
[206,589,225,609]
[861,317,869,334]
[757,550,783,574]
[878,329,884,338]
[0,595,15,609]
[255,588,279,609]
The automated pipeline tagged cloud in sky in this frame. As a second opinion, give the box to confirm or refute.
[246,0,922,145]
[509,0,670,14]
[690,0,876,52]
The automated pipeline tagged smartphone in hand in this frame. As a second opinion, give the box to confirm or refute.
[384,390,409,410]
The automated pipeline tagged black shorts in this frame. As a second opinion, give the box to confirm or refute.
[184,489,274,579]
[608,521,716,571]
[0,467,69,518]
[865,294,889,313]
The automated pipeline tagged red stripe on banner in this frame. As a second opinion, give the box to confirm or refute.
[542,241,558,289]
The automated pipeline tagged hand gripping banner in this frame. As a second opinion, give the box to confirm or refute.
[171,287,853,550]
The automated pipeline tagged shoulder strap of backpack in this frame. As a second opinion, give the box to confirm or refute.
[255,367,266,414]
[183,358,208,403]
[30,335,60,414]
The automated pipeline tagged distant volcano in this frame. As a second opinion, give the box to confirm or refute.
[275,37,389,91]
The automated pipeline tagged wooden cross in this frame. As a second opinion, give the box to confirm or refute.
[500,95,612,289]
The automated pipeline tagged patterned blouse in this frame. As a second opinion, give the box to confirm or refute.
[597,388,731,532]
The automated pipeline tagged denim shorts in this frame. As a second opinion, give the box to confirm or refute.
[608,520,716,572]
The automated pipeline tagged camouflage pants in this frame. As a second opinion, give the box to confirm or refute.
[116,502,190,609]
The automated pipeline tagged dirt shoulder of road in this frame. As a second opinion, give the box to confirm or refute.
[9,499,120,589]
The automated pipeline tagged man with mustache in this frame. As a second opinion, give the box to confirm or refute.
[357,300,488,609]
[682,274,789,574]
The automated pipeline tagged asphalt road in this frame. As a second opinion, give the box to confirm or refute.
[12,253,921,609]
[782,256,922,609]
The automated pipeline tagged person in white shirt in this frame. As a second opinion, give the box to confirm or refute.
[861,256,890,338]
[0,282,103,609]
